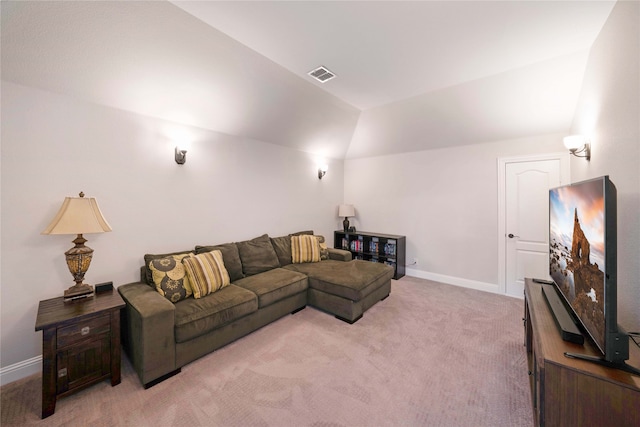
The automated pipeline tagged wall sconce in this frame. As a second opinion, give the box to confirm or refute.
[175,146,187,165]
[563,135,591,161]
[318,164,328,179]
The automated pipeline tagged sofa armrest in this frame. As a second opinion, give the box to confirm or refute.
[118,282,177,386]
[327,247,352,262]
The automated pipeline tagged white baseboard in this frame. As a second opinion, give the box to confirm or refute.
[1,356,41,386]
[405,268,502,295]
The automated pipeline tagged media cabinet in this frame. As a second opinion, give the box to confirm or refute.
[334,230,405,279]
[524,278,640,426]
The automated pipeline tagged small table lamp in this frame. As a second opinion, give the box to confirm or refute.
[338,204,355,232]
[42,192,112,299]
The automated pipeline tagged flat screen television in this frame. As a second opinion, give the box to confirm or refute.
[548,175,636,372]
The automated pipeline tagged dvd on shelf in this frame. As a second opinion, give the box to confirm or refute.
[384,240,396,257]
[350,236,365,252]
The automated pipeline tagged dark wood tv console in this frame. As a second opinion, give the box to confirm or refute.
[524,278,640,426]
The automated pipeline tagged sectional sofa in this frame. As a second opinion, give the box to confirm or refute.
[118,231,394,387]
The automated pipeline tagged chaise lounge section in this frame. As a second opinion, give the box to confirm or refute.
[118,231,394,387]
[285,259,392,323]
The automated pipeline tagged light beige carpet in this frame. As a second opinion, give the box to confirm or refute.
[1,276,532,426]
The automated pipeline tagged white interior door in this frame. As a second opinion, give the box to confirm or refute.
[504,158,566,297]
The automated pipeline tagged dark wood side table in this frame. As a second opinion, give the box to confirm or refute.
[35,289,125,418]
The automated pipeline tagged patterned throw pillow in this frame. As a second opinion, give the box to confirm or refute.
[144,249,192,286]
[148,253,193,303]
[291,234,321,264]
[182,250,231,298]
[315,235,329,260]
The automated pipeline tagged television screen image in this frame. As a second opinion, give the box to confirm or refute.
[549,178,606,352]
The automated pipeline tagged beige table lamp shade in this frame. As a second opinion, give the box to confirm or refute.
[338,204,355,218]
[42,192,111,299]
[42,195,112,235]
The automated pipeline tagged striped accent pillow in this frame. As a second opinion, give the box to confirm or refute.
[182,250,231,298]
[291,234,321,264]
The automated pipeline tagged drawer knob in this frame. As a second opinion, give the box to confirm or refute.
[81,326,90,336]
[58,368,67,378]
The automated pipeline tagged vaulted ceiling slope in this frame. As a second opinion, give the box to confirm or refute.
[2,1,615,159]
[1,1,359,159]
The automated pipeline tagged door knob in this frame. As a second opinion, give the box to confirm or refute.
[508,233,520,238]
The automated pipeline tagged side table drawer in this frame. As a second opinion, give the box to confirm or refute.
[57,314,110,348]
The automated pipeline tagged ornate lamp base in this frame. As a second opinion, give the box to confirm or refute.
[63,234,95,301]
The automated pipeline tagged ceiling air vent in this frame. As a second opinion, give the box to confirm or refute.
[308,66,336,83]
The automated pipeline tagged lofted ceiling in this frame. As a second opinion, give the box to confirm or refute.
[2,1,616,159]
[172,1,614,110]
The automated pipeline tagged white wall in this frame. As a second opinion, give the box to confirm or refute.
[344,133,566,292]
[569,0,640,332]
[0,82,344,383]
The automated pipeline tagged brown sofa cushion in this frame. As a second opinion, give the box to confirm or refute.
[270,235,293,267]
[173,284,258,343]
[234,268,308,308]
[195,242,244,282]
[236,234,280,276]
